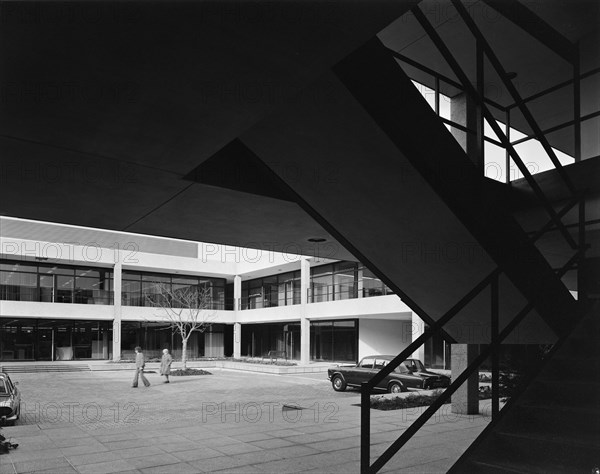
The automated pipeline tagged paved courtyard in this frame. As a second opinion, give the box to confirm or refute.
[0,369,493,473]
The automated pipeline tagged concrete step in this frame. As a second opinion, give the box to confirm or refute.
[523,378,600,406]
[466,431,600,473]
[450,305,599,473]
[0,364,91,373]
[468,458,576,474]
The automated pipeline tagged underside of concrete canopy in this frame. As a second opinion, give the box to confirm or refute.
[1,1,598,344]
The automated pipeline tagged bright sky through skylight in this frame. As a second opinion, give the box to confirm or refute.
[412,80,574,183]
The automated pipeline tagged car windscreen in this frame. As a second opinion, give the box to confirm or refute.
[0,379,7,396]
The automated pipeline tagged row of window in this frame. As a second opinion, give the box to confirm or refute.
[0,261,113,305]
[121,270,226,309]
[240,262,393,308]
[1,260,393,310]
[0,317,359,363]
[0,260,226,309]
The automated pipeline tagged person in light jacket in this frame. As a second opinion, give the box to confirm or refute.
[160,348,173,384]
[132,346,150,388]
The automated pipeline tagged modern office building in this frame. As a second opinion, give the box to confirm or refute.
[0,216,442,366]
[1,0,598,471]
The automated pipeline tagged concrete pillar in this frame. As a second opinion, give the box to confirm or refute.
[112,253,122,361]
[233,275,242,358]
[233,275,242,311]
[450,92,480,168]
[411,313,426,362]
[357,266,364,298]
[233,323,241,359]
[300,257,310,364]
[451,344,479,415]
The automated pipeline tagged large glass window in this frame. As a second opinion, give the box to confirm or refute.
[240,322,299,359]
[310,262,362,302]
[241,271,300,310]
[310,319,357,363]
[121,270,225,310]
[310,264,333,302]
[0,318,112,361]
[75,268,113,305]
[0,270,38,301]
[0,260,113,305]
[359,265,392,297]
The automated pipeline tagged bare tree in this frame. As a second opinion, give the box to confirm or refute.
[146,283,216,369]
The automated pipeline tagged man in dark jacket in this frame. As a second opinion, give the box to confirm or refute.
[132,346,150,388]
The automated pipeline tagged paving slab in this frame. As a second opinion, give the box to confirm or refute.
[0,369,494,473]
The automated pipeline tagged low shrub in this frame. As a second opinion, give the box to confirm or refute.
[370,390,448,410]
[230,358,297,366]
[170,368,212,376]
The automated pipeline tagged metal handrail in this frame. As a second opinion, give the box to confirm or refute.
[450,0,576,195]
[510,110,600,147]
[389,49,507,112]
[508,66,600,111]
[239,294,299,310]
[361,3,588,470]
[411,5,578,250]
[0,288,115,305]
[308,279,393,303]
[361,247,583,473]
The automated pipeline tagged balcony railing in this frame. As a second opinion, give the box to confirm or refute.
[0,287,114,305]
[308,280,394,303]
[120,291,226,311]
[239,294,300,310]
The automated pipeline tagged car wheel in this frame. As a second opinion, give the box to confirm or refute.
[389,382,403,394]
[332,375,347,392]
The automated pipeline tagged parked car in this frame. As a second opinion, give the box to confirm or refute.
[328,356,450,393]
[0,373,20,426]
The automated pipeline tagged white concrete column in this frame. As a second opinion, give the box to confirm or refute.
[300,257,311,364]
[112,253,122,361]
[357,266,364,298]
[233,323,242,359]
[411,312,426,362]
[451,344,479,415]
[233,275,242,311]
[233,275,242,358]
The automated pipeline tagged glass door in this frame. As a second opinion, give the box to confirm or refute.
[37,324,54,360]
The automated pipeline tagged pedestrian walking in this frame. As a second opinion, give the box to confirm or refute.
[160,348,173,383]
[132,346,150,388]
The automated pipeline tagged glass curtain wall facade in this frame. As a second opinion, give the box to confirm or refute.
[310,319,358,362]
[240,270,301,309]
[309,262,392,302]
[240,261,393,308]
[0,318,112,361]
[240,323,301,359]
[120,322,229,360]
[121,270,226,309]
[0,260,113,305]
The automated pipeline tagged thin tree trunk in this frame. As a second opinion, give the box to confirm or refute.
[182,337,188,369]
